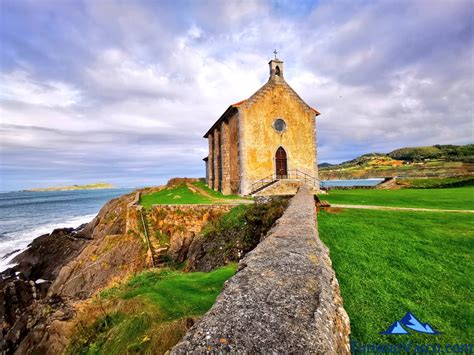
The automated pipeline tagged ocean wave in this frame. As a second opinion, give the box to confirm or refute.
[0,213,96,273]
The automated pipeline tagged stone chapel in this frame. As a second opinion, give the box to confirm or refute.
[203,58,321,196]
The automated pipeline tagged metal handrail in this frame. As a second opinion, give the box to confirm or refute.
[250,174,276,193]
[250,169,325,193]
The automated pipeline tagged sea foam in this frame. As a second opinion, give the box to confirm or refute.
[0,214,96,272]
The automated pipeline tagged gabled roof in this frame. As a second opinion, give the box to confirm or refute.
[203,100,246,138]
[203,79,320,138]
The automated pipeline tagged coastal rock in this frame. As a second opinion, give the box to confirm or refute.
[0,224,87,354]
[0,190,150,354]
[10,226,89,281]
[48,192,148,300]
[48,233,148,299]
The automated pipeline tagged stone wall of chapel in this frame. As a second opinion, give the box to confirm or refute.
[240,83,316,194]
[228,113,241,195]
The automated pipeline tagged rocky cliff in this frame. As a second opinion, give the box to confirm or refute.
[0,191,150,354]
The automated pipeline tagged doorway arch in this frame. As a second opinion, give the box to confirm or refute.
[275,147,288,178]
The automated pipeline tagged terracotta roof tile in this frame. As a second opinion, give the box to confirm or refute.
[231,99,246,107]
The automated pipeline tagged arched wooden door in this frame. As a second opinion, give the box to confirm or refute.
[275,147,288,179]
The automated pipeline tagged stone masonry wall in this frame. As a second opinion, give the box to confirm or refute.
[228,113,241,194]
[239,80,318,195]
[212,129,219,190]
[125,192,142,234]
[171,187,350,354]
[221,120,231,195]
[208,132,214,189]
[147,204,238,262]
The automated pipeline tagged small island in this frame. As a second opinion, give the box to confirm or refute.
[24,182,115,192]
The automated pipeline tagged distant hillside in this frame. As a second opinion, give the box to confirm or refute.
[25,182,115,192]
[319,144,474,180]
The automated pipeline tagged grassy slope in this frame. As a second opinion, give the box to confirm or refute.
[319,160,472,180]
[139,182,249,207]
[70,265,237,354]
[400,176,474,188]
[319,144,474,179]
[318,209,474,344]
[323,187,474,210]
[192,181,248,200]
[139,184,214,207]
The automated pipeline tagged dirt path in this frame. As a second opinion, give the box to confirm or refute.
[186,182,217,199]
[186,182,253,204]
[330,204,474,213]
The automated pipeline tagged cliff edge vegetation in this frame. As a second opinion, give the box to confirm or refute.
[67,265,237,354]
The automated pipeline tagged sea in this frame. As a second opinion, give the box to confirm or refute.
[321,178,384,187]
[0,188,133,272]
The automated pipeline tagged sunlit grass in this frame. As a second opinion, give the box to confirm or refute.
[69,264,237,354]
[323,186,474,210]
[139,183,214,206]
[318,208,473,344]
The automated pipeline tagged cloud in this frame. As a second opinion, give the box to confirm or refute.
[0,71,81,107]
[0,0,472,190]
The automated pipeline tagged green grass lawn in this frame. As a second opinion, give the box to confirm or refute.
[139,182,249,207]
[323,186,474,210]
[401,176,474,188]
[70,264,237,354]
[192,181,249,200]
[106,264,237,320]
[318,209,473,345]
[139,183,215,207]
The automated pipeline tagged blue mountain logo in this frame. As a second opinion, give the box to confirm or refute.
[381,312,441,335]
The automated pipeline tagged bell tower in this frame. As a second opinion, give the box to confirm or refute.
[269,52,284,80]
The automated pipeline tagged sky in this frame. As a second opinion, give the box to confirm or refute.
[0,0,473,191]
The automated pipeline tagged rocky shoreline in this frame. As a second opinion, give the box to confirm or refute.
[0,189,147,354]
[0,225,91,354]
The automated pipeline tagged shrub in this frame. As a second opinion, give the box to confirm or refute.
[186,198,289,271]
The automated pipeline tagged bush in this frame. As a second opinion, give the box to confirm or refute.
[186,198,289,271]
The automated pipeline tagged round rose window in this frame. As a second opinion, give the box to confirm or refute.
[273,118,286,132]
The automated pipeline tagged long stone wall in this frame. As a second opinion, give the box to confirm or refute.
[171,187,350,354]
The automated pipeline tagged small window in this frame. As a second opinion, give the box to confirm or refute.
[275,66,280,76]
[273,118,286,132]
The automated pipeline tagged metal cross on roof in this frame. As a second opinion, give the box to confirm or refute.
[273,49,278,59]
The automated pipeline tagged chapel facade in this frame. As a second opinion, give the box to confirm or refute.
[203,58,320,196]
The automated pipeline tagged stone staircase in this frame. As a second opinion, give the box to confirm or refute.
[250,180,278,195]
[142,209,170,267]
[249,170,323,196]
